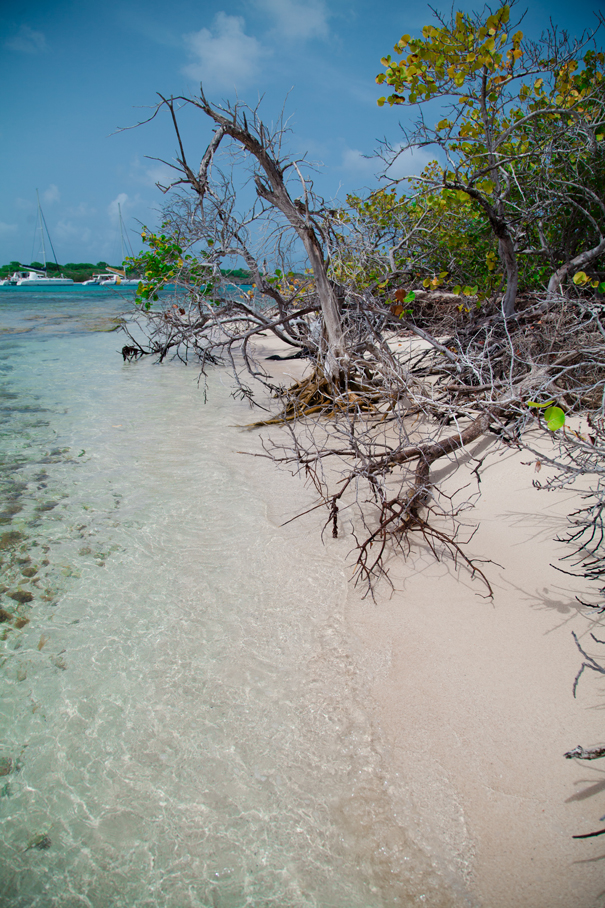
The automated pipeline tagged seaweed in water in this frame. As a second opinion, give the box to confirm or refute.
[24,833,51,852]
[0,531,25,551]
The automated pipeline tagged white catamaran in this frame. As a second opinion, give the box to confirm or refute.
[83,203,140,286]
[2,191,74,286]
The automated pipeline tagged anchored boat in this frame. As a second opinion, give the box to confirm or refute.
[2,191,74,286]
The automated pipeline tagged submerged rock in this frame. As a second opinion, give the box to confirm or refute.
[8,591,33,604]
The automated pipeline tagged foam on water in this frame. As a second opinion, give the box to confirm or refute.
[0,292,472,907]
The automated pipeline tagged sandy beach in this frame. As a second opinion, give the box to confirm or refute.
[251,332,605,907]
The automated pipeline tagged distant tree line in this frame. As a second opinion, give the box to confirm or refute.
[0,261,120,282]
[0,260,252,284]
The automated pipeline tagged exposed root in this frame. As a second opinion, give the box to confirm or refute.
[243,367,385,428]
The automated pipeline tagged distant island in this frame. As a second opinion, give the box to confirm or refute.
[0,261,253,284]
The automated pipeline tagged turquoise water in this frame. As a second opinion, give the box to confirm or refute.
[0,291,468,907]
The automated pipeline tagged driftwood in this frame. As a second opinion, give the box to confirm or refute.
[566,632,605,840]
[564,744,605,761]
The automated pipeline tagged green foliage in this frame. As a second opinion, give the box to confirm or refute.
[127,228,216,309]
[375,4,605,309]
[377,5,516,106]
[222,268,252,281]
[339,171,505,303]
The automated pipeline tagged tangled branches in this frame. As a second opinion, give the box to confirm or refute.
[125,282,605,595]
[122,88,605,596]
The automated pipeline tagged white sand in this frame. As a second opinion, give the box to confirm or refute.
[346,442,605,907]
[248,333,605,906]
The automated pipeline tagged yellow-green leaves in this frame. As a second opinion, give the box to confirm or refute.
[376,4,515,106]
[573,271,605,292]
[485,250,498,271]
[478,178,496,193]
[422,271,449,289]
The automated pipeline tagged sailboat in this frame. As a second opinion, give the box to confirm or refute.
[13,191,74,286]
[83,203,140,287]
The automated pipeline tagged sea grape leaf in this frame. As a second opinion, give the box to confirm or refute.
[544,406,565,431]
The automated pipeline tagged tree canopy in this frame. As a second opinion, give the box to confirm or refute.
[376,3,605,313]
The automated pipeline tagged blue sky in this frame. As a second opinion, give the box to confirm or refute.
[1,0,603,266]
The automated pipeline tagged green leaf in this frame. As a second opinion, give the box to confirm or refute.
[544,406,565,431]
[404,290,416,303]
[527,399,555,409]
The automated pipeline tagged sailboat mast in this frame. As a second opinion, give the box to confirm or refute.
[118,202,135,270]
[36,189,47,269]
[35,189,60,270]
[118,203,125,263]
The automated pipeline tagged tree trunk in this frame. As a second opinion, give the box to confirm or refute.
[207,120,348,377]
[498,234,519,317]
[299,230,348,380]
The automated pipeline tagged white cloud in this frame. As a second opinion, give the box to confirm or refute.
[108,193,131,223]
[55,220,92,245]
[4,25,47,54]
[386,146,436,180]
[129,156,175,188]
[66,203,97,218]
[0,222,18,237]
[144,163,177,188]
[43,184,60,205]
[254,0,329,40]
[182,14,264,88]
[341,148,378,176]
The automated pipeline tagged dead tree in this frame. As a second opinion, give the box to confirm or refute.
[127,91,353,382]
[123,91,605,596]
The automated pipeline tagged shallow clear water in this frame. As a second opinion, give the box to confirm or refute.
[0,291,469,907]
